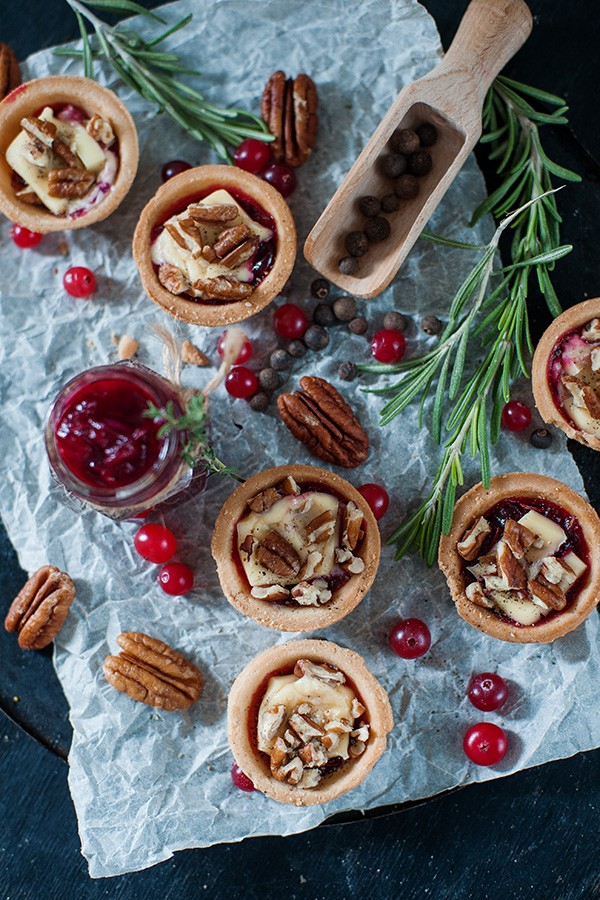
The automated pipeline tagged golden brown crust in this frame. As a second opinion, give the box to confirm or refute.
[0,76,138,232]
[132,164,297,328]
[439,472,600,643]
[211,464,381,632]
[227,639,393,806]
[532,297,600,451]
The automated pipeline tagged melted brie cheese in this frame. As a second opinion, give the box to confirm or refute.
[487,590,545,625]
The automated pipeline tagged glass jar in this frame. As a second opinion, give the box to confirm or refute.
[45,362,193,519]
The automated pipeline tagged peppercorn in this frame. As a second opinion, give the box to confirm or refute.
[364,216,391,243]
[394,174,420,200]
[383,311,408,332]
[333,296,358,322]
[530,427,553,449]
[345,230,369,257]
[349,316,368,335]
[248,391,270,412]
[338,256,359,276]
[304,325,330,351]
[313,302,335,326]
[287,339,308,359]
[338,361,358,381]
[269,349,292,371]
[310,277,330,299]
[421,314,442,335]
[416,122,438,147]
[379,154,406,179]
[407,150,432,177]
[258,367,281,392]
[390,128,420,155]
[381,194,400,213]
[358,195,381,217]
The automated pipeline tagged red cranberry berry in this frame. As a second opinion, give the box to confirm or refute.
[225,366,258,399]
[63,266,96,298]
[273,303,308,340]
[231,763,255,792]
[389,618,431,659]
[467,672,508,711]
[501,400,531,433]
[463,722,508,766]
[11,225,42,249]
[358,483,389,521]
[158,562,194,596]
[262,163,297,198]
[134,524,177,564]
[217,331,252,365]
[371,329,406,364]
[232,138,272,175]
[161,160,192,182]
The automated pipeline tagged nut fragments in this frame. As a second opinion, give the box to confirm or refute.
[0,43,20,100]
[4,565,75,650]
[277,375,369,468]
[261,70,319,167]
[103,632,203,710]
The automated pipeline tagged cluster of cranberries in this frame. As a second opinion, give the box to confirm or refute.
[133,523,194,596]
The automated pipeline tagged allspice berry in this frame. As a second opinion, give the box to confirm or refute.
[249,391,270,412]
[269,349,292,371]
[381,194,400,213]
[358,195,381,217]
[304,325,330,351]
[383,311,408,332]
[258,367,280,392]
[345,230,369,257]
[394,174,420,200]
[313,303,335,326]
[310,277,330,299]
[338,361,358,381]
[287,339,307,359]
[530,427,553,449]
[339,256,359,276]
[417,123,438,147]
[407,150,432,177]
[390,128,420,155]
[421,315,442,335]
[333,296,358,322]
[380,154,406,179]
[349,316,368,335]
[364,216,391,243]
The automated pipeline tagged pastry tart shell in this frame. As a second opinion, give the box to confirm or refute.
[532,297,600,451]
[132,164,296,327]
[0,76,138,232]
[211,464,380,632]
[227,638,393,806]
[439,472,600,643]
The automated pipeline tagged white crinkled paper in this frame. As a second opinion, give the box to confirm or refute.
[1,0,599,879]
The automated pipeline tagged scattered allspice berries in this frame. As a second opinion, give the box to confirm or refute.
[181,340,210,366]
[118,335,139,360]
[333,296,358,322]
[258,367,280,392]
[269,349,292,371]
[287,339,308,359]
[421,315,442,335]
[310,277,330,299]
[304,325,330,351]
[313,302,335,326]
[338,361,358,381]
[383,311,408,332]
[249,391,270,412]
[530,427,553,449]
[349,316,368,335]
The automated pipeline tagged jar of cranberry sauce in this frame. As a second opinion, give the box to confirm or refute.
[45,363,192,519]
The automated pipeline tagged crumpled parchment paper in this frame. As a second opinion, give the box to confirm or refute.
[1,0,599,879]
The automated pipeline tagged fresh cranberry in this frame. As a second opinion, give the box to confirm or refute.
[158,562,194,596]
[11,225,42,249]
[262,163,297,198]
[389,618,431,659]
[358,483,389,520]
[134,524,177,564]
[161,160,192,182]
[463,722,508,766]
[231,763,255,792]
[371,329,406,363]
[273,303,308,340]
[232,138,272,175]
[501,400,531,432]
[217,331,252,364]
[63,266,96,298]
[225,366,258,399]
[467,673,508,711]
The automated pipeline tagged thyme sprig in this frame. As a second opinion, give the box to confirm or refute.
[58,0,273,160]
[361,76,580,565]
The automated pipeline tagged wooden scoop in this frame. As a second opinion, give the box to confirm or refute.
[304,0,532,299]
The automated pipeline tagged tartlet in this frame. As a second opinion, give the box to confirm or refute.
[0,76,138,232]
[439,472,600,643]
[227,639,393,806]
[132,164,296,327]
[211,464,380,632]
[532,297,600,451]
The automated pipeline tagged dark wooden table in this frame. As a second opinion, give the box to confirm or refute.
[1,1,599,897]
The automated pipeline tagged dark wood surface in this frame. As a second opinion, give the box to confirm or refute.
[1,1,599,896]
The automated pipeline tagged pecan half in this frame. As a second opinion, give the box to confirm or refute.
[213,224,251,259]
[165,222,189,250]
[528,575,567,611]
[0,43,21,100]
[158,262,190,295]
[256,530,301,579]
[496,542,527,590]
[103,632,202,710]
[188,203,238,223]
[457,516,491,561]
[277,376,369,468]
[293,658,346,685]
[503,519,536,559]
[47,167,94,199]
[192,274,253,302]
[4,565,75,650]
[261,70,318,168]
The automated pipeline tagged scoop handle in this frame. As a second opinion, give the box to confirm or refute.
[438,0,532,101]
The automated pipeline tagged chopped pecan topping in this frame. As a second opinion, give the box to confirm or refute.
[279,475,301,495]
[298,741,329,767]
[289,712,325,741]
[47,166,94,199]
[297,550,323,581]
[219,236,260,269]
[340,554,365,575]
[528,575,567,611]
[342,502,364,551]
[283,729,301,749]
[181,340,209,367]
[178,217,203,243]
[86,114,115,146]
[349,740,367,758]
[562,376,600,419]
[293,658,346,685]
[305,509,336,543]
[250,584,290,601]
[591,348,600,372]
[496,542,527,590]
[541,556,577,589]
[158,262,189,295]
[213,224,251,259]
[22,140,52,167]
[21,116,56,146]
[465,580,494,609]
[258,704,286,744]
[457,516,492,561]
[192,274,253,302]
[290,578,332,606]
[165,222,189,249]
[199,244,217,262]
[248,487,282,513]
[351,723,370,742]
[53,137,82,168]
[15,188,44,206]
[187,202,238,223]
[352,698,366,718]
[239,535,254,557]
[256,530,301,579]
[4,565,75,650]
[503,519,536,559]
[582,318,600,341]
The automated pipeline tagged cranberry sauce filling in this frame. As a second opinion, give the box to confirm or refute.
[150,186,278,305]
[55,376,166,489]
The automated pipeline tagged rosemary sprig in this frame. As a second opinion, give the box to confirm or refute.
[59,0,273,161]
[145,395,242,481]
[361,76,580,565]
